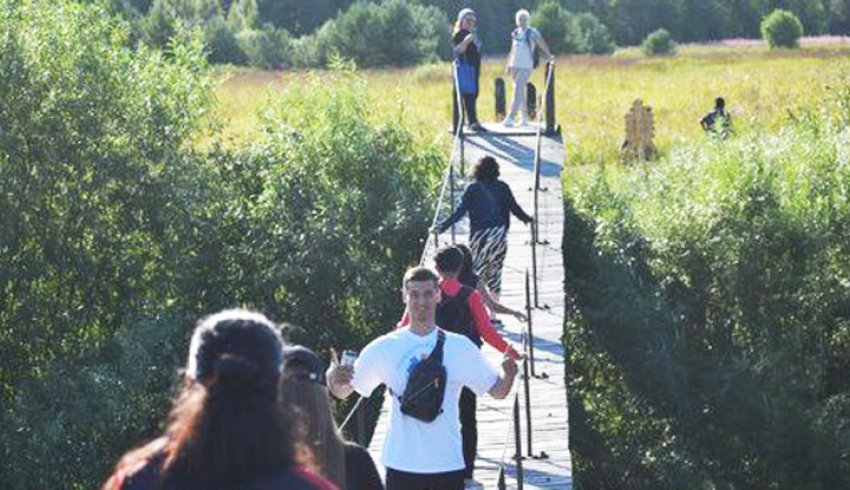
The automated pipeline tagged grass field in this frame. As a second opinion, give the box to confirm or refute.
[211,38,850,166]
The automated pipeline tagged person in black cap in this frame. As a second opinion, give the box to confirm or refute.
[281,345,383,490]
[101,309,336,490]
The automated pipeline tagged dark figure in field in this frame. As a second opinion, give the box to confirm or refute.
[452,8,485,132]
[700,97,732,137]
[101,309,336,490]
[434,156,533,304]
[280,345,384,490]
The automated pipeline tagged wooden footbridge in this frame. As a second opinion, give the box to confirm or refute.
[360,64,572,489]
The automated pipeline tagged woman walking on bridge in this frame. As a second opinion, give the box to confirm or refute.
[433,156,533,305]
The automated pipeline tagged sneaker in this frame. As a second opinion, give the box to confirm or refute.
[464,478,484,489]
[502,116,514,127]
[469,122,487,132]
[519,115,529,126]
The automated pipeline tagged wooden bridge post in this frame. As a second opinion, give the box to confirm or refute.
[545,61,556,135]
[450,156,456,243]
[513,393,524,490]
[525,270,536,376]
[523,356,533,457]
[495,77,506,121]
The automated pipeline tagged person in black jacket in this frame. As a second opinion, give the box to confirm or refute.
[434,156,533,305]
[101,309,336,490]
[452,8,485,132]
[281,345,384,490]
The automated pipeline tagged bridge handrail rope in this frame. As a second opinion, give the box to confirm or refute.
[342,62,472,434]
[495,323,532,489]
[421,60,468,265]
[530,60,556,308]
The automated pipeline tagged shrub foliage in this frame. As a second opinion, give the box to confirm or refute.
[642,28,677,56]
[563,109,850,487]
[0,2,439,487]
[761,8,804,49]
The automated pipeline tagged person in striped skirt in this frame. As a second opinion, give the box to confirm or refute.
[433,156,533,305]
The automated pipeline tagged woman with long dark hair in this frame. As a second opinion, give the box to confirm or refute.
[102,309,336,490]
[280,345,383,490]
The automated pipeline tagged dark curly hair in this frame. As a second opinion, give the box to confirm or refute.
[472,156,499,182]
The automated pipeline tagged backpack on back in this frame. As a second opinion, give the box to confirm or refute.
[399,330,447,422]
[436,285,481,346]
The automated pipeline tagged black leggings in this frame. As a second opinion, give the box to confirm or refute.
[452,90,480,130]
[385,468,464,490]
[460,387,478,479]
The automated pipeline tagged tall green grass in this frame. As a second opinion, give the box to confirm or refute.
[212,42,850,167]
[562,91,850,487]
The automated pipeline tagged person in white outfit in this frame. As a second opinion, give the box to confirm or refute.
[503,9,553,127]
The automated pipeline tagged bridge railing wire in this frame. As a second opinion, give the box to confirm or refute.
[340,62,470,437]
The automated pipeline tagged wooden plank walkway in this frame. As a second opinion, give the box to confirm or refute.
[369,122,571,489]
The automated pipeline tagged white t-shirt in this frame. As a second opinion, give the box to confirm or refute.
[351,326,499,473]
[508,27,540,70]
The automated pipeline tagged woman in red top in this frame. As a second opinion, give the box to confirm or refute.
[102,309,337,490]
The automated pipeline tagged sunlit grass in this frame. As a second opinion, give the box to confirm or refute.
[210,39,850,167]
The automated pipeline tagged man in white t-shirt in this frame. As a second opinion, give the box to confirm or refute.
[328,266,518,490]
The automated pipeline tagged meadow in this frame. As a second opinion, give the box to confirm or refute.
[212,38,850,166]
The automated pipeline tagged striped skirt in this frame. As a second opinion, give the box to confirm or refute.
[470,226,508,294]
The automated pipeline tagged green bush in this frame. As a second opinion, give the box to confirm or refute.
[1,2,441,487]
[307,0,447,68]
[236,27,292,69]
[142,0,247,64]
[0,1,210,485]
[563,116,850,487]
[531,1,580,54]
[573,12,615,55]
[1,316,184,488]
[761,9,804,49]
[642,28,677,56]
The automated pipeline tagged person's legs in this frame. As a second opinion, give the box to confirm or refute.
[427,469,465,490]
[509,68,531,119]
[463,93,479,126]
[486,227,508,297]
[387,468,464,490]
[386,468,428,490]
[460,388,478,479]
[471,226,508,297]
[517,68,533,124]
[452,89,462,133]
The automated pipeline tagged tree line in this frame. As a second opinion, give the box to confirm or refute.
[96,0,847,69]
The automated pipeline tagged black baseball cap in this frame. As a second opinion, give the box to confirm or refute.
[281,345,327,385]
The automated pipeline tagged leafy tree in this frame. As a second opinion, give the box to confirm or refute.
[761,8,804,48]
[531,1,580,54]
[142,0,247,63]
[0,1,210,485]
[237,27,292,68]
[642,27,677,55]
[227,0,259,31]
[257,0,353,36]
[573,12,615,55]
